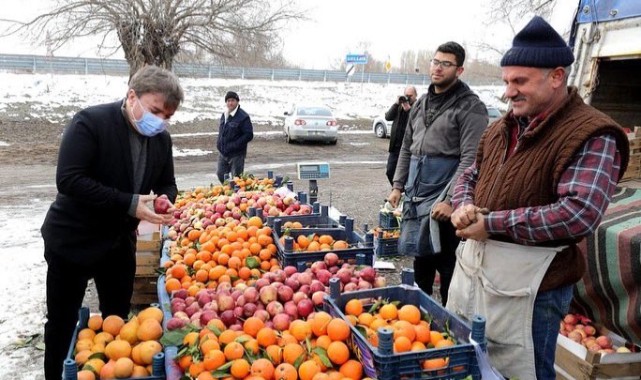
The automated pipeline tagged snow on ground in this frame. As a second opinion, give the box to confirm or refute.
[0,71,505,378]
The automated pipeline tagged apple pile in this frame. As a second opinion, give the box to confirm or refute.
[166,189,313,241]
[165,252,386,331]
[560,313,632,354]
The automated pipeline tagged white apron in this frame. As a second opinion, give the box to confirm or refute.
[446,239,566,380]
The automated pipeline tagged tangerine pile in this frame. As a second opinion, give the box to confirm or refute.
[73,306,165,379]
[343,299,455,372]
[174,312,372,380]
[164,216,281,295]
[280,233,350,253]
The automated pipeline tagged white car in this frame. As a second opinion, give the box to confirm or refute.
[283,105,338,144]
[372,106,504,138]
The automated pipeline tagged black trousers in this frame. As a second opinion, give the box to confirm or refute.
[386,151,400,186]
[44,233,136,380]
[413,222,459,306]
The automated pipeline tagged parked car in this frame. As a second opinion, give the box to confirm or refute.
[283,104,338,144]
[372,106,504,138]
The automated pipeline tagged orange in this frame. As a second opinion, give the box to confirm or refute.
[78,328,96,341]
[223,341,244,360]
[274,363,298,380]
[282,343,306,365]
[247,216,263,228]
[297,234,311,249]
[135,340,162,365]
[256,327,278,347]
[307,241,321,251]
[339,359,363,380]
[318,234,333,245]
[87,315,103,331]
[76,370,96,380]
[332,240,349,250]
[102,315,125,336]
[411,341,427,351]
[75,350,92,366]
[104,339,132,361]
[250,358,275,379]
[218,329,239,346]
[114,357,135,378]
[357,312,374,327]
[298,359,321,380]
[398,304,421,325]
[429,331,445,347]
[344,299,363,316]
[435,338,455,348]
[289,320,312,342]
[137,319,163,341]
[203,349,225,371]
[137,306,164,324]
[327,341,350,365]
[243,316,265,338]
[165,278,182,294]
[392,320,416,342]
[393,336,412,353]
[230,359,251,379]
[315,335,332,350]
[326,318,351,341]
[422,357,449,370]
[265,344,283,365]
[378,304,398,320]
[414,323,431,344]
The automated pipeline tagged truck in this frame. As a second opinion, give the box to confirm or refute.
[567,0,641,346]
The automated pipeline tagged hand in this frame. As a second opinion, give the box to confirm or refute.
[451,204,490,241]
[455,215,489,241]
[451,204,483,229]
[431,202,453,221]
[135,194,172,225]
[388,189,402,208]
[401,102,411,111]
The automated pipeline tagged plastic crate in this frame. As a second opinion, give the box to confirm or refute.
[270,214,342,232]
[62,307,165,380]
[275,225,374,268]
[379,211,400,228]
[374,228,400,257]
[323,270,484,380]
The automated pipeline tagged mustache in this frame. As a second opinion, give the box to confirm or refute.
[509,95,526,102]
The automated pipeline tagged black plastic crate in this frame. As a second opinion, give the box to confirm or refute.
[379,211,400,228]
[275,225,374,268]
[62,307,166,380]
[323,271,484,380]
[270,214,342,232]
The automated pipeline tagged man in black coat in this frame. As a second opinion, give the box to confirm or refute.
[384,86,417,185]
[216,91,254,183]
[40,65,183,380]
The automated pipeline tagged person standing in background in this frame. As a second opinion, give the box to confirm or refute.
[216,91,253,183]
[387,41,488,306]
[384,86,418,185]
[41,65,183,380]
[447,16,629,378]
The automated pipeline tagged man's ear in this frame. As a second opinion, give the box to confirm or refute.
[550,67,566,88]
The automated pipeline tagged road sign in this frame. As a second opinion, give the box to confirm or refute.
[345,54,368,64]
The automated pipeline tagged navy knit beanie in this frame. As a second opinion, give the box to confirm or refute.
[501,16,574,68]
[225,91,240,102]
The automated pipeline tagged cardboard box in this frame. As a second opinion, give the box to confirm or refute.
[555,328,641,379]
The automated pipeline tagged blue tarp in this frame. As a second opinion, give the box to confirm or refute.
[576,0,641,23]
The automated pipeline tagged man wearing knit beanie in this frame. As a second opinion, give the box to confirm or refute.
[447,16,629,379]
[216,90,253,183]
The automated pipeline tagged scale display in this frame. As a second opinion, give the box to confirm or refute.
[297,162,330,179]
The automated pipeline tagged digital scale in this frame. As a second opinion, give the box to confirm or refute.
[296,162,330,204]
[296,162,330,180]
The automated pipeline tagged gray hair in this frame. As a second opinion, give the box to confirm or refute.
[128,66,184,109]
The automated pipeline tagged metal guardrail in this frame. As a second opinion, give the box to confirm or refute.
[0,53,430,85]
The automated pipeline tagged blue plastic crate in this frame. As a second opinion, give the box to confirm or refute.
[374,228,400,257]
[62,307,166,380]
[379,211,400,229]
[270,214,342,232]
[323,274,484,380]
[274,227,374,268]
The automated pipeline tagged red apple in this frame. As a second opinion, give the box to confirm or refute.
[154,194,171,214]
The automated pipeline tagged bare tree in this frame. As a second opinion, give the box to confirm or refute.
[3,0,305,76]
[474,0,557,61]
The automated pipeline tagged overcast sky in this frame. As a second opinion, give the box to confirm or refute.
[1,0,578,69]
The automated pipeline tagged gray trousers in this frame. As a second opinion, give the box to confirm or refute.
[217,152,246,183]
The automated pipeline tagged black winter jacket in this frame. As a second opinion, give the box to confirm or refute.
[217,107,253,157]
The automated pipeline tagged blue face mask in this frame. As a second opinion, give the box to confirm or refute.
[131,98,168,137]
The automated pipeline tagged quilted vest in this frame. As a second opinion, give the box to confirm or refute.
[473,87,629,291]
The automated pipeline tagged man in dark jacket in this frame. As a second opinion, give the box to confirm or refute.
[387,41,488,305]
[216,91,254,183]
[384,86,417,185]
[41,65,183,379]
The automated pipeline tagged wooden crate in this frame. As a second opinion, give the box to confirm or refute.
[135,231,161,276]
[131,276,159,306]
[555,329,641,379]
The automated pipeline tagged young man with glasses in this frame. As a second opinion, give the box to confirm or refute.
[387,41,488,305]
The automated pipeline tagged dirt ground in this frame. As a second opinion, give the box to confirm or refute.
[0,114,421,378]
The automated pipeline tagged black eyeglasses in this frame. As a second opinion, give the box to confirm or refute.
[430,59,457,68]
